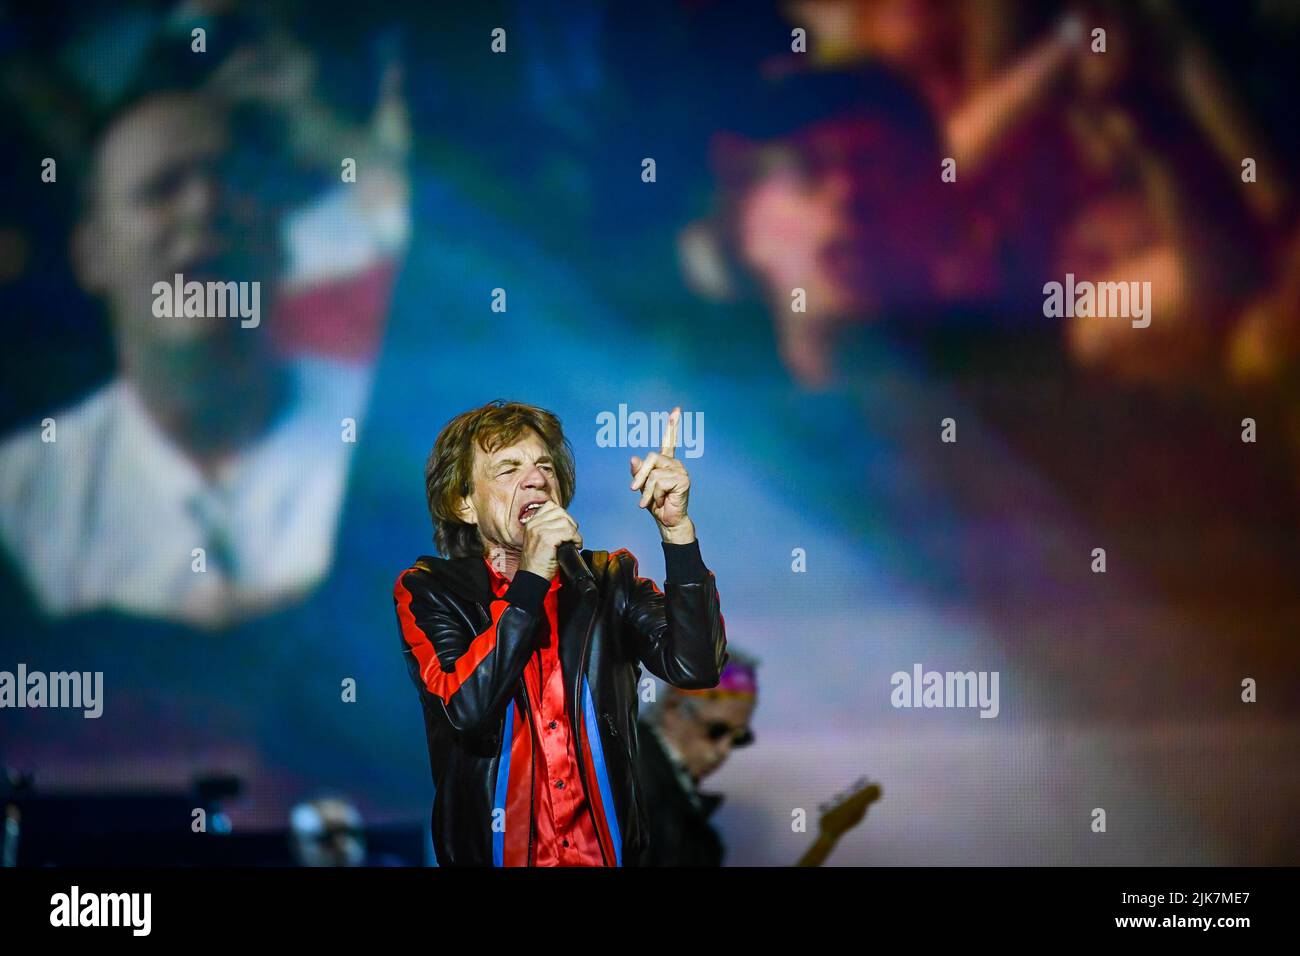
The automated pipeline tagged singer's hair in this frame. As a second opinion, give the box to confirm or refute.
[425,401,577,559]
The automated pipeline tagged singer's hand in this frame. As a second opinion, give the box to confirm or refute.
[519,501,582,581]
[630,407,695,544]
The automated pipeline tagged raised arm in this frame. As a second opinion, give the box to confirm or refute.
[624,407,726,687]
[620,540,726,690]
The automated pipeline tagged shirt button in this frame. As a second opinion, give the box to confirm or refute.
[554,779,565,789]
[562,839,569,848]
[549,721,558,729]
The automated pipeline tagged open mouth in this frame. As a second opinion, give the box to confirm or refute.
[518,501,545,524]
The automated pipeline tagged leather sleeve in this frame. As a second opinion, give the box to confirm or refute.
[394,566,547,737]
[620,539,727,689]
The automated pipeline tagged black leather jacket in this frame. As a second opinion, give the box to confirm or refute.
[393,539,726,866]
[634,720,727,866]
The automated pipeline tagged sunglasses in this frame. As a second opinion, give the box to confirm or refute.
[704,722,755,748]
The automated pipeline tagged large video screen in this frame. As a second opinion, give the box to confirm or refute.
[2,0,1298,870]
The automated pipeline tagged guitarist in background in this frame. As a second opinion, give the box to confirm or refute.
[635,651,760,866]
[636,649,883,865]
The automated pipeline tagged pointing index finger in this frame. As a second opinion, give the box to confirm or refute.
[661,407,680,458]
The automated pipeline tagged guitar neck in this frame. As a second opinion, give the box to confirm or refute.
[794,831,838,868]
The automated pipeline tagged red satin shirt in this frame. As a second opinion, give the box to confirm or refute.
[486,560,606,866]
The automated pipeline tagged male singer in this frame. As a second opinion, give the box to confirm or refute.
[394,401,726,866]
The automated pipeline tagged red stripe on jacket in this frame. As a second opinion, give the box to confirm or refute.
[394,569,509,704]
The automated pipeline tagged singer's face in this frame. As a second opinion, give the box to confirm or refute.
[459,428,561,552]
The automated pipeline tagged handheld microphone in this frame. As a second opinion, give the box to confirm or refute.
[556,542,598,598]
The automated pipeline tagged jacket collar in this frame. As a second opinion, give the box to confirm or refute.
[411,553,495,605]
[413,553,567,607]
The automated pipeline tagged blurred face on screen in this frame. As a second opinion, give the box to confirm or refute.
[458,428,562,555]
[662,694,757,781]
[732,117,939,323]
[74,91,281,351]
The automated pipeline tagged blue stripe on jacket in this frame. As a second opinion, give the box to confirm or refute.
[492,699,515,867]
[582,677,623,866]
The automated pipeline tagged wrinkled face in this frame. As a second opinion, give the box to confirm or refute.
[75,92,281,346]
[734,117,940,321]
[458,428,562,553]
[662,694,757,780]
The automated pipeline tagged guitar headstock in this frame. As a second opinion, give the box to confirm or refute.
[817,776,882,840]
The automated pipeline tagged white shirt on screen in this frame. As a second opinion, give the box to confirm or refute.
[0,358,368,628]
